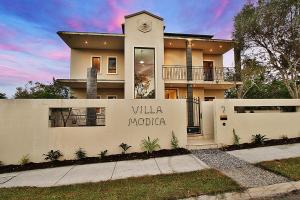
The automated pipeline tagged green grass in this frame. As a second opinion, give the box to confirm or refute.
[258,157,300,181]
[0,169,241,200]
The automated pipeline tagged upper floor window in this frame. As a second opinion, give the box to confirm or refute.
[107,57,117,74]
[134,48,155,99]
[92,57,101,73]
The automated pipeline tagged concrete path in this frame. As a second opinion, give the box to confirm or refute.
[228,143,300,163]
[192,149,288,188]
[0,154,208,188]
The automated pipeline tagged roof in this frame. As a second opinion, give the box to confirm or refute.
[57,31,124,37]
[124,10,163,21]
[164,32,213,39]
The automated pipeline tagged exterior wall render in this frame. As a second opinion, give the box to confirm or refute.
[0,99,187,165]
[72,88,124,99]
[213,99,300,146]
[70,49,124,80]
[164,49,222,67]
[124,13,165,99]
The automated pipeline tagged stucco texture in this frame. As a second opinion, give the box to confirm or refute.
[0,99,187,165]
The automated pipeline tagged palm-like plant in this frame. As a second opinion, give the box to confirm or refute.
[119,143,131,154]
[141,136,160,154]
[251,134,268,145]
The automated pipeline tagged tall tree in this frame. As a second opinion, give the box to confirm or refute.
[14,78,69,99]
[0,92,7,99]
[226,58,291,99]
[233,0,300,98]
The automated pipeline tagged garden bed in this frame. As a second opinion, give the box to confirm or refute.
[221,137,300,151]
[0,148,190,174]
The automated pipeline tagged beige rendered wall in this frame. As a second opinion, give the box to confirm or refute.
[70,49,124,80]
[204,90,225,99]
[164,49,203,66]
[0,99,187,165]
[169,88,224,100]
[213,99,300,146]
[203,54,223,67]
[201,101,214,138]
[71,88,124,99]
[124,13,165,99]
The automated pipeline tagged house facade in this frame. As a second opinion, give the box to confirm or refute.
[57,11,238,101]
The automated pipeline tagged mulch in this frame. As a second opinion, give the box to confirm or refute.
[0,148,190,174]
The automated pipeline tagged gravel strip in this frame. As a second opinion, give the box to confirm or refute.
[192,149,289,188]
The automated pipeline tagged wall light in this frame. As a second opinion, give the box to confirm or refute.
[84,41,88,44]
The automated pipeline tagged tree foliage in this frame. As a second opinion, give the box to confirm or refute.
[226,58,291,99]
[14,78,69,99]
[0,92,7,99]
[233,0,300,98]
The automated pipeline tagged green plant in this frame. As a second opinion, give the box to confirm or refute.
[99,150,108,159]
[43,150,63,161]
[170,131,179,149]
[0,161,3,166]
[141,136,160,154]
[75,148,87,160]
[119,143,131,154]
[19,154,30,165]
[233,129,240,146]
[281,135,289,140]
[251,134,268,145]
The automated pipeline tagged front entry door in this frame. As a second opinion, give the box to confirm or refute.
[203,61,213,81]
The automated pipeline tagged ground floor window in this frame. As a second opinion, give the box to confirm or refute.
[107,95,117,99]
[204,96,215,101]
[165,89,178,99]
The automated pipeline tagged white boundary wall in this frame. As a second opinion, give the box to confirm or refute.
[0,99,187,165]
[213,99,300,146]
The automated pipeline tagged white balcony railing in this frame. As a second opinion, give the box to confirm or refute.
[162,65,236,82]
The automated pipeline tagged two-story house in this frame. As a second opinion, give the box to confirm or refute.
[57,11,239,133]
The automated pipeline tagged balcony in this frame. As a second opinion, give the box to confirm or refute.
[162,65,237,82]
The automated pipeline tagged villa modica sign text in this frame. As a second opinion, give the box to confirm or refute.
[128,105,166,126]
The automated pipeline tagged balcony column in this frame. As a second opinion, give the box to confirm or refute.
[234,44,242,82]
[86,67,97,126]
[186,40,194,127]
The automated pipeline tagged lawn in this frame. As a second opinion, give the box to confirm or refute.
[0,169,241,200]
[258,157,300,181]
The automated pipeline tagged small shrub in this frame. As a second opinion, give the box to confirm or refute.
[233,129,240,146]
[0,161,3,166]
[251,134,268,145]
[75,148,87,160]
[170,131,179,149]
[141,136,160,154]
[281,135,289,140]
[119,143,131,154]
[43,150,63,161]
[19,154,30,165]
[99,150,108,159]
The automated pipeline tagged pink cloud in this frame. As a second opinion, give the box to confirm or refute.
[0,65,53,83]
[106,0,129,32]
[66,19,84,31]
[45,50,69,62]
[214,0,229,20]
[0,43,24,52]
[0,24,17,38]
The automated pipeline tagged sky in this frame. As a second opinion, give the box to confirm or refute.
[0,0,248,97]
